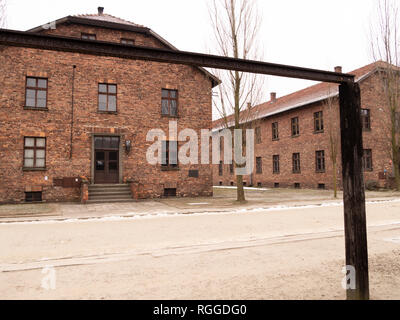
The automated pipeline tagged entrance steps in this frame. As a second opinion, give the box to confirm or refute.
[87,184,134,204]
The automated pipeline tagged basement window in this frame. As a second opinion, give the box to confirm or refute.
[164,188,176,197]
[318,184,326,190]
[294,183,301,189]
[219,181,223,186]
[230,181,234,186]
[257,182,262,187]
[25,191,42,202]
[274,183,280,188]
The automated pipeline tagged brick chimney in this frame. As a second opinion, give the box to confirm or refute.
[270,92,277,103]
[334,66,342,73]
[98,7,104,15]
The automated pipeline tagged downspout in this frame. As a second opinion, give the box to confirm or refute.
[70,65,76,159]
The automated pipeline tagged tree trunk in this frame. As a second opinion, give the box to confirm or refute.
[333,161,338,198]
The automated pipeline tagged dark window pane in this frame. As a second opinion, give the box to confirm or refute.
[161,100,169,115]
[161,141,168,165]
[162,89,169,98]
[96,151,105,160]
[170,100,177,116]
[94,137,103,149]
[103,137,111,148]
[99,84,107,93]
[109,151,118,161]
[169,141,178,165]
[110,137,119,149]
[170,90,177,98]
[96,160,105,170]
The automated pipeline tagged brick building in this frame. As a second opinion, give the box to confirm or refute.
[0,7,219,203]
[213,62,395,190]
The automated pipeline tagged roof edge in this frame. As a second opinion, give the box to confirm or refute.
[26,15,220,87]
[212,65,383,130]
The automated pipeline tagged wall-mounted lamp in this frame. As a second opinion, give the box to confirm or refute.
[125,140,131,154]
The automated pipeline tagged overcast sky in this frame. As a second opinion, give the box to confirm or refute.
[5,0,377,117]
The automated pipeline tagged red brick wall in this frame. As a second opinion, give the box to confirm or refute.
[38,23,170,49]
[0,25,214,203]
[213,72,392,190]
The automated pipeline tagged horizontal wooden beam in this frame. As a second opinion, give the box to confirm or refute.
[0,29,354,84]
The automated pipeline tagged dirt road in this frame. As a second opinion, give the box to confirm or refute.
[1,199,399,299]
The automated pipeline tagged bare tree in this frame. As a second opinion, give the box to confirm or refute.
[323,91,340,198]
[209,0,265,202]
[370,0,400,190]
[0,0,6,28]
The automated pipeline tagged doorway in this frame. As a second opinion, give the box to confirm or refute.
[94,136,120,184]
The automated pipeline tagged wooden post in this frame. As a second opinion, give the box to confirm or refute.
[339,82,369,300]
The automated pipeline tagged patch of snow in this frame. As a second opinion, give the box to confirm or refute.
[2,198,400,226]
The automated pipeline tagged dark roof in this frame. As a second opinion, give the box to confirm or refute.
[213,61,389,130]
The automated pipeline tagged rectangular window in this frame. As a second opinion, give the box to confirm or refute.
[98,83,117,112]
[294,183,301,189]
[162,141,178,168]
[230,163,234,174]
[272,122,279,140]
[292,153,301,173]
[273,155,280,174]
[318,184,326,190]
[25,191,42,202]
[25,77,48,109]
[316,150,326,173]
[291,117,300,136]
[363,149,373,171]
[24,137,46,168]
[256,157,262,174]
[361,109,371,131]
[81,33,96,40]
[219,161,223,176]
[121,38,135,45]
[314,111,324,132]
[274,183,280,188]
[164,188,177,197]
[161,89,178,117]
[255,127,261,144]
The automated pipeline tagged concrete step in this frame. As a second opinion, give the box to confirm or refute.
[87,184,133,203]
[86,198,137,204]
[89,190,132,196]
[89,184,130,188]
[89,194,133,200]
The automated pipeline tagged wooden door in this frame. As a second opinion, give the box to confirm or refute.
[94,136,120,184]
